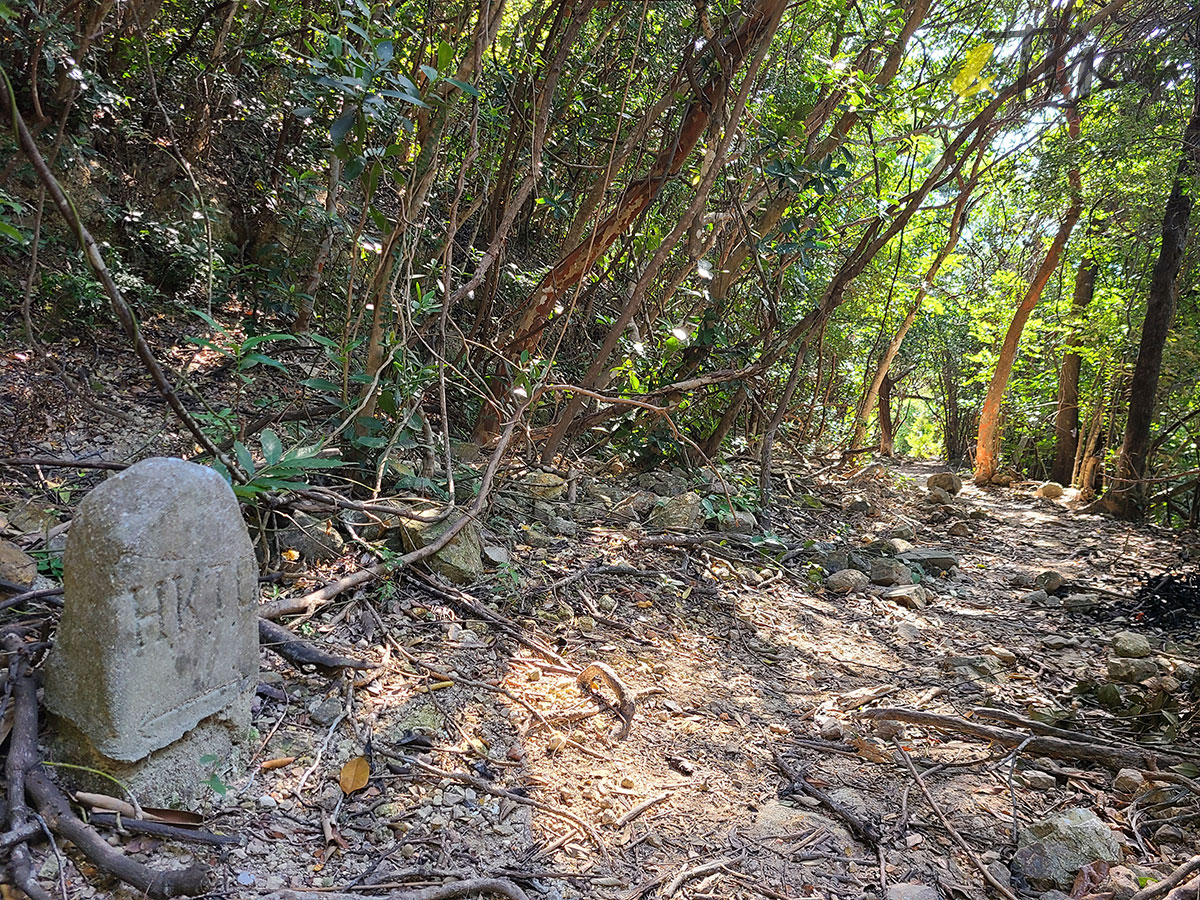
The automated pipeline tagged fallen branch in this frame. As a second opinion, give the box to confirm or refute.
[858,707,1183,769]
[258,618,373,676]
[84,812,243,847]
[615,792,670,827]
[260,878,531,900]
[772,750,880,846]
[577,662,636,740]
[1132,857,1200,900]
[4,653,213,897]
[663,854,740,898]
[891,736,1018,900]
[0,457,130,471]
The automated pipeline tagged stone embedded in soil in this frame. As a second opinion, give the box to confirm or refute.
[1036,570,1068,592]
[887,524,916,540]
[637,470,689,497]
[0,539,37,587]
[1107,656,1158,684]
[522,471,567,499]
[1036,481,1065,499]
[926,472,963,494]
[1021,589,1051,605]
[1113,769,1144,794]
[273,511,344,563]
[826,568,870,594]
[1012,808,1121,891]
[926,486,953,505]
[898,548,959,573]
[887,883,940,900]
[483,545,510,566]
[44,457,259,802]
[871,558,914,586]
[948,521,971,536]
[882,584,928,609]
[1021,769,1057,791]
[1111,631,1152,659]
[716,509,758,533]
[396,508,484,584]
[647,491,703,530]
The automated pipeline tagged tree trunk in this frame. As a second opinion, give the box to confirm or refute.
[878,372,895,457]
[1050,252,1097,483]
[1103,69,1200,518]
[502,0,788,357]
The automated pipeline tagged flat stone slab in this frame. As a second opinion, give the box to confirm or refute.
[45,457,259,763]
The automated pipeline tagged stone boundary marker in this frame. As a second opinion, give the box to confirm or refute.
[44,457,259,802]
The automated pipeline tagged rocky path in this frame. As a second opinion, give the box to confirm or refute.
[6,455,1200,900]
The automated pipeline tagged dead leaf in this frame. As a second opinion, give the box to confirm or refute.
[262,756,296,771]
[141,807,205,827]
[339,756,370,794]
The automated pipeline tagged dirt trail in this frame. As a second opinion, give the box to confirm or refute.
[10,457,1200,899]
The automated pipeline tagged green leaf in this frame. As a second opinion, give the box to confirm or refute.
[331,106,358,146]
[420,64,438,83]
[234,441,255,476]
[0,221,25,243]
[436,40,453,72]
[240,353,289,372]
[260,429,283,466]
[190,308,228,336]
[445,78,479,97]
[241,333,296,350]
[375,40,394,65]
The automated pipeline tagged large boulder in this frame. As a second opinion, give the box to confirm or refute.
[926,472,963,495]
[1012,808,1121,891]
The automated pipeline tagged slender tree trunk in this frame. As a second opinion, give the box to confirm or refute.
[1050,252,1097,483]
[879,372,895,457]
[1103,68,1200,517]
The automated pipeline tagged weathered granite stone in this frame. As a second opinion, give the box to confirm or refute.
[647,492,702,530]
[395,507,483,584]
[926,472,963,494]
[1013,808,1120,891]
[44,458,259,797]
[826,568,870,594]
[899,548,959,573]
[716,509,758,533]
[870,557,913,586]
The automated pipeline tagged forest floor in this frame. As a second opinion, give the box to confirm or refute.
[3,334,1200,900]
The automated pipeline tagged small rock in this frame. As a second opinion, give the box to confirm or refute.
[875,720,905,740]
[274,511,345,563]
[926,486,953,505]
[1036,570,1068,592]
[1063,592,1098,610]
[1111,631,1152,659]
[1036,482,1065,499]
[845,497,873,513]
[1100,866,1142,900]
[826,569,870,594]
[1107,656,1158,684]
[311,698,343,726]
[887,525,916,540]
[886,883,939,900]
[882,584,928,609]
[0,540,37,588]
[1112,769,1144,794]
[968,508,988,520]
[818,718,843,741]
[523,471,567,499]
[549,516,578,537]
[647,492,703,530]
[985,646,1018,666]
[1021,770,1057,791]
[716,509,758,533]
[885,537,914,554]
[870,558,913,587]
[1021,589,1051,605]
[898,548,959,572]
[483,545,511,566]
[257,794,279,809]
[926,472,963,494]
[947,521,971,537]
[1010,572,1037,587]
[1152,824,1185,844]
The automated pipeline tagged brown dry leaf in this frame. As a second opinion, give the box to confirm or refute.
[339,756,370,794]
[141,807,205,827]
[261,756,296,771]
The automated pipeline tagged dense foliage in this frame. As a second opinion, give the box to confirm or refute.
[0,0,1197,521]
